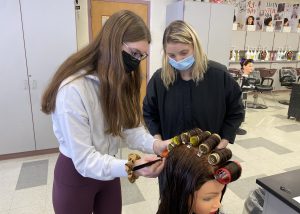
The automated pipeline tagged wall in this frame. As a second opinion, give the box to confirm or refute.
[148,0,176,76]
[75,0,177,78]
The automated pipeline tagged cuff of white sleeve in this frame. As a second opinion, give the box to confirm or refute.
[144,133,156,154]
[110,159,128,178]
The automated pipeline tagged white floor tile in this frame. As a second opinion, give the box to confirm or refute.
[0,91,299,213]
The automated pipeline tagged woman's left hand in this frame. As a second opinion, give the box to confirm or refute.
[134,154,165,178]
[153,139,171,156]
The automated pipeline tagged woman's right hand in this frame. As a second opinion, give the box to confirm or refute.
[134,154,165,178]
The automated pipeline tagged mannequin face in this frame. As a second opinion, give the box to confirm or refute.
[243,63,254,75]
[268,21,272,26]
[247,16,254,25]
[191,180,224,214]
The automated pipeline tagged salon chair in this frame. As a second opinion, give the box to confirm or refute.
[278,67,297,105]
[247,69,274,109]
[296,68,300,83]
[228,68,241,81]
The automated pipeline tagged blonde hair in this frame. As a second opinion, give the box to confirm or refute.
[161,20,207,88]
[41,10,151,136]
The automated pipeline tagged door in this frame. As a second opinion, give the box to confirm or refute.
[20,0,77,150]
[0,0,35,155]
[90,0,149,107]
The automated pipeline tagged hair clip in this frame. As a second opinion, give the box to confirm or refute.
[208,148,232,165]
[214,161,242,184]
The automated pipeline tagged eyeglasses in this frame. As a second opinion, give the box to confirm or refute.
[123,43,148,61]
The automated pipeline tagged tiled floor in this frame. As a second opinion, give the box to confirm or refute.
[0,91,299,214]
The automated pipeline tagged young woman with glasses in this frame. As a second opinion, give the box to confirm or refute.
[41,10,169,214]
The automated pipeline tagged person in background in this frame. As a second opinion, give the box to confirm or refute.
[157,144,242,214]
[41,10,169,214]
[143,20,244,191]
[246,15,255,25]
[236,58,255,135]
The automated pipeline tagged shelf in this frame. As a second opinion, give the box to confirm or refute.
[229,60,300,64]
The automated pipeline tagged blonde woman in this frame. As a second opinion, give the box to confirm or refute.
[143,20,244,192]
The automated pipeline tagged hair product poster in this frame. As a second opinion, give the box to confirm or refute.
[233,1,300,32]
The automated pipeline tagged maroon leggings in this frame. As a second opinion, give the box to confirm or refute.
[53,153,121,214]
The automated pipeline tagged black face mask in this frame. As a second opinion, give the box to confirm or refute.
[122,51,141,73]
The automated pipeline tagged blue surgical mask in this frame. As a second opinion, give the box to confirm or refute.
[168,55,195,71]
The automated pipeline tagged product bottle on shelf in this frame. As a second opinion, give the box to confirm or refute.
[266,49,269,61]
[253,49,258,60]
[230,48,236,61]
[246,47,251,59]
[297,51,300,60]
[276,48,282,61]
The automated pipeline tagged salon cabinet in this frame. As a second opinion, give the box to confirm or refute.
[231,31,274,51]
[231,31,300,52]
[244,32,274,50]
[287,33,300,51]
[245,32,261,49]
[273,32,299,51]
[166,1,233,67]
[260,32,275,50]
[0,0,77,155]
[273,33,288,50]
[231,31,246,50]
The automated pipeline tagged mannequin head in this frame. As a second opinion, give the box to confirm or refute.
[246,16,255,25]
[284,18,289,26]
[264,17,273,27]
[157,146,224,214]
[240,58,254,75]
[157,143,242,214]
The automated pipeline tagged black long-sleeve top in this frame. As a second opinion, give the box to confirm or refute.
[143,60,244,143]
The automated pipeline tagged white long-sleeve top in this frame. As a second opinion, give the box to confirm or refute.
[52,71,155,180]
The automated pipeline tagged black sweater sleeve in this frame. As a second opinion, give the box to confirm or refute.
[143,70,162,136]
[221,71,245,143]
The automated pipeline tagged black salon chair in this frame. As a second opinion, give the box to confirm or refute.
[247,69,274,109]
[296,68,300,83]
[278,67,297,105]
[228,68,241,81]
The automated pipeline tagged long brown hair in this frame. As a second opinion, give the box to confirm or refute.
[41,10,151,136]
[157,146,219,214]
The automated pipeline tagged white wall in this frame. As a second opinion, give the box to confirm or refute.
[75,0,176,78]
[148,0,177,77]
